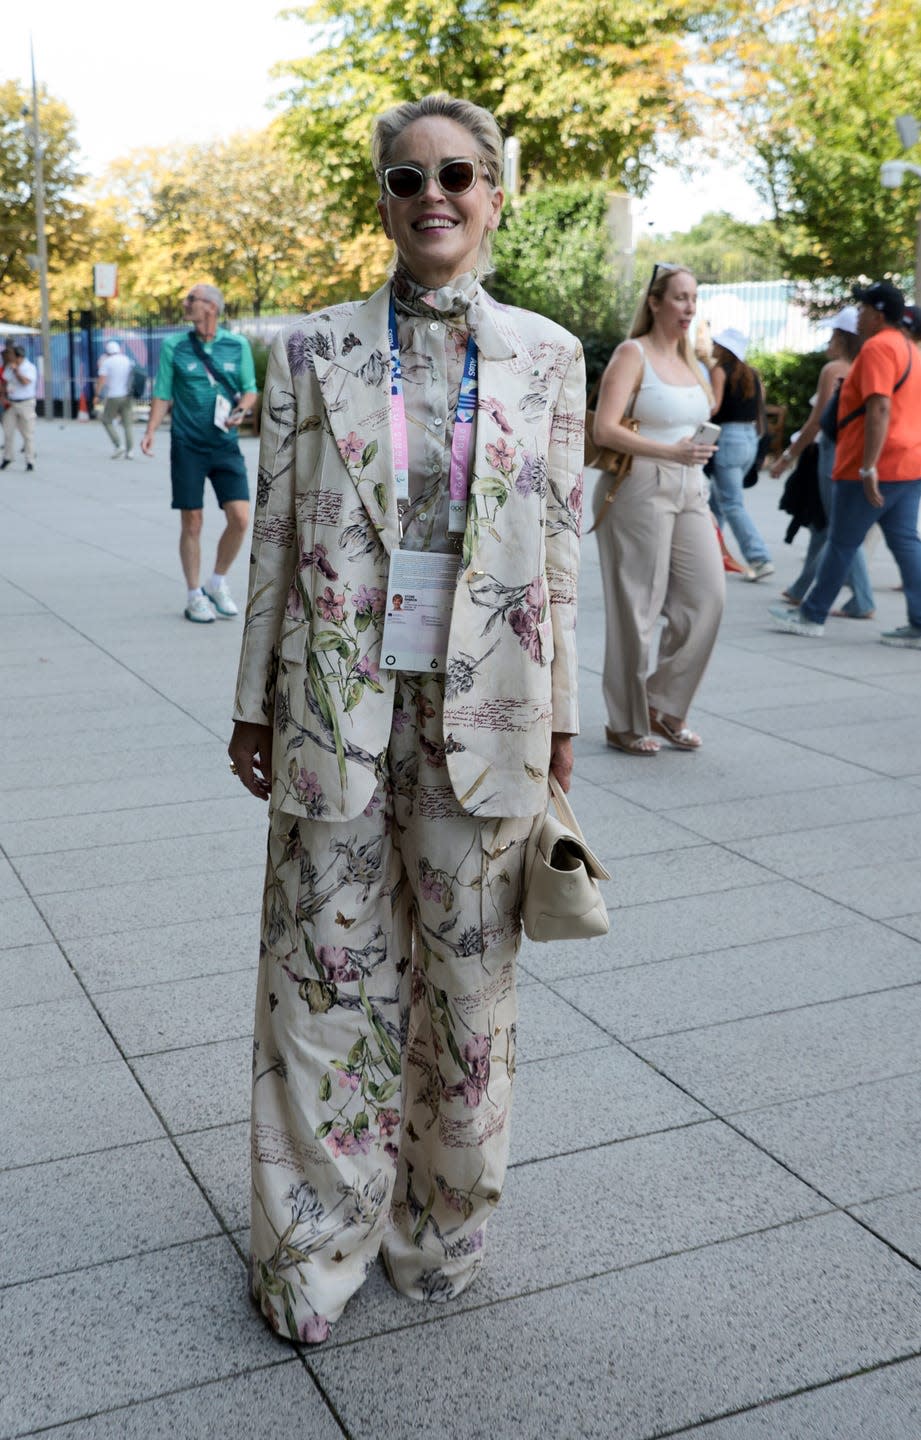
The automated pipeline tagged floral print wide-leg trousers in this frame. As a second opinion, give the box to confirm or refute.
[249,674,530,1343]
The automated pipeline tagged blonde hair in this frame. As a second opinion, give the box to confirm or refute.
[371,93,504,273]
[630,264,713,406]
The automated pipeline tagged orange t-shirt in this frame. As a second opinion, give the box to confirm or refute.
[833,327,921,481]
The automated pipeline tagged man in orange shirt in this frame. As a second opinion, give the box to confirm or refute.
[771,280,921,648]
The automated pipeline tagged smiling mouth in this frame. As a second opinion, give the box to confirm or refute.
[413,217,458,231]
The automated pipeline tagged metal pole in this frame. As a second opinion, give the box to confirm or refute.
[915,197,921,304]
[30,39,54,420]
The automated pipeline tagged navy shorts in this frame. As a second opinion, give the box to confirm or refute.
[170,441,249,510]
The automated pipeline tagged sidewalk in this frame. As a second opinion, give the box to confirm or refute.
[2,419,920,1439]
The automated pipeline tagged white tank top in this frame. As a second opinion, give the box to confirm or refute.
[626,339,710,446]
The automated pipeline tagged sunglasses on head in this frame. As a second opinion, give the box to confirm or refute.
[648,261,680,293]
[379,157,485,200]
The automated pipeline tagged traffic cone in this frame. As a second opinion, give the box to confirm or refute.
[78,391,90,423]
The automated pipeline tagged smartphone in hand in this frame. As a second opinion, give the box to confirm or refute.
[692,422,721,446]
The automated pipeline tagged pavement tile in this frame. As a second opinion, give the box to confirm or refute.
[688,1358,921,1438]
[96,967,255,1057]
[801,858,921,921]
[0,1139,221,1286]
[176,1122,251,1231]
[133,1038,251,1134]
[15,828,266,897]
[3,1060,164,1169]
[666,776,920,843]
[554,778,705,859]
[0,895,53,949]
[65,913,261,993]
[0,737,225,798]
[516,981,613,1063]
[35,864,264,940]
[6,1365,345,1440]
[850,1190,921,1268]
[552,923,921,1039]
[520,880,854,982]
[332,1121,828,1346]
[0,1238,281,1435]
[313,1214,921,1439]
[891,912,921,943]
[0,856,25,900]
[0,995,120,1079]
[0,942,84,1008]
[0,767,242,823]
[3,712,213,770]
[510,1042,707,1165]
[730,809,921,880]
[732,1073,921,1207]
[635,986,921,1113]
[0,794,259,858]
[599,844,772,909]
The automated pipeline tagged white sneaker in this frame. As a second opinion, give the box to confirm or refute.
[184,591,216,624]
[124,450,135,459]
[110,448,124,460]
[769,603,824,637]
[203,579,239,618]
[745,560,775,582]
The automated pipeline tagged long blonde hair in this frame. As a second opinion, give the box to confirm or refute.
[630,263,713,406]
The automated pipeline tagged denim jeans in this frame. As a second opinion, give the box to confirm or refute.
[802,478,921,627]
[786,434,875,613]
[708,423,770,564]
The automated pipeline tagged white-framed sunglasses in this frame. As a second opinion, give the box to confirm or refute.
[379,157,486,200]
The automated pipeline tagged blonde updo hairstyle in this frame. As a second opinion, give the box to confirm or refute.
[371,93,504,275]
[629,262,713,406]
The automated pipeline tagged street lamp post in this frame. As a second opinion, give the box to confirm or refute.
[29,39,54,420]
[879,160,921,300]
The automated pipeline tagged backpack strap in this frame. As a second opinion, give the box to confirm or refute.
[837,336,913,434]
[187,330,240,404]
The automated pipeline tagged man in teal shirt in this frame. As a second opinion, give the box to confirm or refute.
[141,283,257,622]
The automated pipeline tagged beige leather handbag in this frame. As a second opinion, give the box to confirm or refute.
[522,776,611,942]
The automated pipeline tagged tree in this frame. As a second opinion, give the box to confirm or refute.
[635,211,785,285]
[0,80,87,316]
[274,0,714,234]
[718,0,921,283]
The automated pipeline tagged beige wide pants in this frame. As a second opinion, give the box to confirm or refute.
[2,399,36,465]
[250,672,530,1343]
[595,457,725,736]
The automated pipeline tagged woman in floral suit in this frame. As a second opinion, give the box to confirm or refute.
[228,92,585,1343]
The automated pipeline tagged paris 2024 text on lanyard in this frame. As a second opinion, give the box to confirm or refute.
[380,294,477,674]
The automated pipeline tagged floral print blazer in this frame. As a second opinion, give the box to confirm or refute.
[233,279,585,823]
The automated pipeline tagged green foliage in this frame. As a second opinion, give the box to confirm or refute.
[490,183,626,387]
[275,0,712,236]
[749,348,825,423]
[635,212,785,285]
[245,336,270,392]
[720,0,921,283]
[0,80,87,307]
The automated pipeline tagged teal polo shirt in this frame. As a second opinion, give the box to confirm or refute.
[153,328,256,451]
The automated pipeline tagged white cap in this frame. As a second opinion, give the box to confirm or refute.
[104,339,121,354]
[712,327,749,362]
[818,305,859,336]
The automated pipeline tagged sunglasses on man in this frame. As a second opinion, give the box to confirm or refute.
[379,157,487,201]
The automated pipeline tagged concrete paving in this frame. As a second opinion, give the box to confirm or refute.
[1,417,920,1438]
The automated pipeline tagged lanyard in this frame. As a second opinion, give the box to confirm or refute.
[388,294,477,534]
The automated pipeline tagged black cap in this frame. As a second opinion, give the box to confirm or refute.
[11,344,26,357]
[852,280,905,324]
[902,303,921,339]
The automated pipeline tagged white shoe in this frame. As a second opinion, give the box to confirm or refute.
[203,579,239,618]
[184,591,216,624]
[745,560,775,582]
[124,450,135,459]
[768,603,823,637]
[110,448,124,459]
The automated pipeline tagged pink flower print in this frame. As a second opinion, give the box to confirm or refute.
[351,584,386,616]
[508,607,541,662]
[462,1033,491,1077]
[461,1075,485,1107]
[479,395,512,434]
[300,542,338,580]
[294,769,322,803]
[354,1129,373,1155]
[420,870,445,904]
[379,1107,400,1137]
[485,437,516,475]
[337,1070,360,1091]
[356,655,380,684]
[525,576,547,616]
[391,705,411,733]
[384,1141,399,1164]
[326,1127,347,1157]
[299,1314,331,1344]
[315,587,346,623]
[337,431,365,464]
[318,945,357,983]
[363,792,382,818]
[285,587,304,620]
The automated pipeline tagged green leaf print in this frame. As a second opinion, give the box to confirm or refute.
[319,1072,331,1102]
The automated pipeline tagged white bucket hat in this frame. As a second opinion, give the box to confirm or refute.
[818,305,859,336]
[712,326,749,362]
[104,339,121,354]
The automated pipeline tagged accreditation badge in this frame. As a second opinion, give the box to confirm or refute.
[380,549,462,672]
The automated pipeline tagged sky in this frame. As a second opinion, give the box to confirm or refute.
[4,0,767,238]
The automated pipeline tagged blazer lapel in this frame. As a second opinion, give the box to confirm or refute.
[310,282,400,554]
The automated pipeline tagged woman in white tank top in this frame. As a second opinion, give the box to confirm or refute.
[590,263,725,754]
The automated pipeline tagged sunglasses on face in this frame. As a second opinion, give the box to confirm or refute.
[379,157,485,200]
